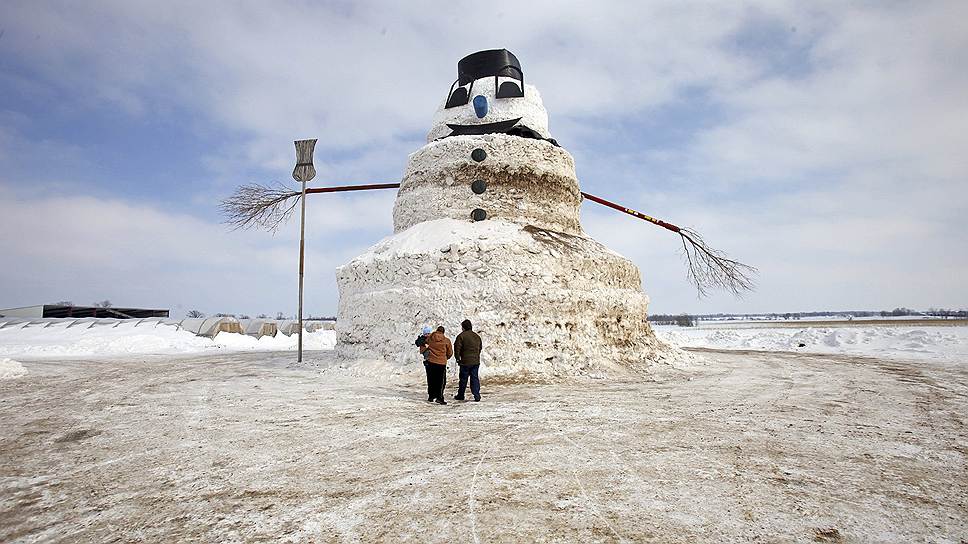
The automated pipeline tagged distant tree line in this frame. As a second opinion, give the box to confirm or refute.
[648,308,968,322]
[920,308,968,319]
[48,300,112,308]
[648,314,695,327]
[182,310,337,321]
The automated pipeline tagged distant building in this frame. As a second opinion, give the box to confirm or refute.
[0,304,169,319]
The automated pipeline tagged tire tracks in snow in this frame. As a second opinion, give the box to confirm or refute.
[560,430,627,543]
[467,437,497,544]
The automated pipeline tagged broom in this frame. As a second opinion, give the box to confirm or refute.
[579,193,756,297]
[220,182,756,297]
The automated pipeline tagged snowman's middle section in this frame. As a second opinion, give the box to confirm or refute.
[393,134,582,235]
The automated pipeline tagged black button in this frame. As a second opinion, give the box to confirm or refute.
[471,208,487,221]
[471,148,487,162]
[471,180,487,194]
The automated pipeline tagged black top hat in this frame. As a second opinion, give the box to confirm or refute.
[457,49,523,85]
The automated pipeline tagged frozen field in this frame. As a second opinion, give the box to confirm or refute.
[1,348,966,543]
[656,323,968,363]
[0,321,336,359]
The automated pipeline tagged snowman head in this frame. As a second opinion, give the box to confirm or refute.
[426,49,557,146]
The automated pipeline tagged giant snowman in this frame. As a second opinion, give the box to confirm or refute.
[335,49,678,376]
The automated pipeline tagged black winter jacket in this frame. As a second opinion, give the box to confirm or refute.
[453,330,482,366]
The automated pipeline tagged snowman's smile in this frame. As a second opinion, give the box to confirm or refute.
[446,118,521,136]
[444,118,559,146]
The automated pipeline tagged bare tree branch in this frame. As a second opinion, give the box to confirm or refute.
[219,182,302,232]
[678,227,757,298]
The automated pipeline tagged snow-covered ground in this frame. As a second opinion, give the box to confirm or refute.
[1,320,965,540]
[655,323,968,363]
[0,319,335,364]
[1,350,965,542]
[2,317,965,370]
[698,314,956,323]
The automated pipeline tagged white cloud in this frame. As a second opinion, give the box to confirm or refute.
[0,186,392,317]
[1,1,966,313]
[0,2,764,164]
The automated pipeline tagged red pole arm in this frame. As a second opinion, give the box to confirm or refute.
[305,183,400,194]
[579,191,680,234]
[300,183,680,234]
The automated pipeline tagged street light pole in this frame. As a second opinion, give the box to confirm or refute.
[292,139,317,363]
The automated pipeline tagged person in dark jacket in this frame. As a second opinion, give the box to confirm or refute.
[453,319,483,402]
[420,326,453,405]
[415,326,434,402]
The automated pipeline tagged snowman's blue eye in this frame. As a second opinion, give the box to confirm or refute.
[473,95,488,118]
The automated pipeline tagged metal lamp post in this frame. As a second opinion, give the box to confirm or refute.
[292,139,317,362]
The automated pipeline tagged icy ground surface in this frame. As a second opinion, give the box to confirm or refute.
[0,323,336,360]
[656,324,968,363]
[1,350,966,542]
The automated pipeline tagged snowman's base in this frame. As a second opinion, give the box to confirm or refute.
[335,219,683,377]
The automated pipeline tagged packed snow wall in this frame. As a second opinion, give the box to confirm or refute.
[335,49,679,376]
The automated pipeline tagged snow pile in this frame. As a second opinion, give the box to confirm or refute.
[214,330,336,351]
[354,217,532,263]
[656,325,968,362]
[0,358,28,379]
[0,320,213,357]
[0,319,336,359]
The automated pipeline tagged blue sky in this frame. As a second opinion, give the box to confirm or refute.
[1,1,965,317]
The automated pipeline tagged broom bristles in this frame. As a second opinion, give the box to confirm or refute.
[219,182,301,232]
[678,227,757,298]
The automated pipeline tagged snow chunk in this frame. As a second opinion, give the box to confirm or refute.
[214,330,336,351]
[656,324,968,363]
[0,358,28,379]
[0,318,337,360]
[348,218,531,265]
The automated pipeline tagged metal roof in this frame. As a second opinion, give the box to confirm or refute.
[0,305,169,319]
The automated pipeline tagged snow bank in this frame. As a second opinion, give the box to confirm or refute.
[0,358,28,379]
[0,319,336,360]
[214,330,336,351]
[355,217,532,264]
[656,325,968,362]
